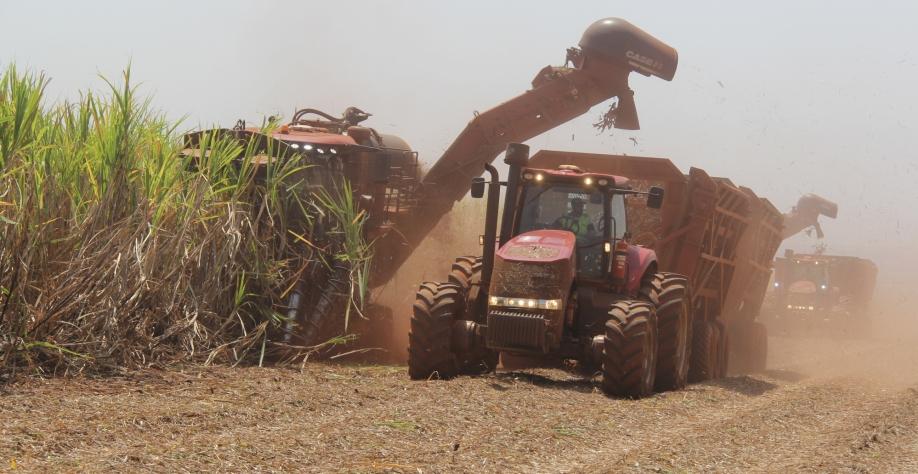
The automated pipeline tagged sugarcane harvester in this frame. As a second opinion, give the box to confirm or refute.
[181,18,680,347]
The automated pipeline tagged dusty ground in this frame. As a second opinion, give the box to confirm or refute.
[3,331,918,473]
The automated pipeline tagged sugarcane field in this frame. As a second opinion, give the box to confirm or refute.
[2,2,918,473]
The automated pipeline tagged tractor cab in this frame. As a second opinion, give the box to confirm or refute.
[514,165,631,280]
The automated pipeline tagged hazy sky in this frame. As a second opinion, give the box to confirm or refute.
[2,1,916,276]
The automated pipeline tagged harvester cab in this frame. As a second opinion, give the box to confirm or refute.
[771,250,878,334]
[409,144,691,399]
[774,252,833,312]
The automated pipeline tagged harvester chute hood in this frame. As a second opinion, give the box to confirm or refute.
[579,17,678,81]
[782,193,838,239]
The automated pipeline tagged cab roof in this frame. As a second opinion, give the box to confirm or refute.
[526,164,631,188]
[267,126,357,147]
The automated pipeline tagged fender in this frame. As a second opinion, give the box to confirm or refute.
[626,245,658,294]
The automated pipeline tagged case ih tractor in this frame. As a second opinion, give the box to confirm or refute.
[407,143,691,398]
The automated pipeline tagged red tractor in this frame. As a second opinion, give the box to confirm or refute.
[408,144,692,398]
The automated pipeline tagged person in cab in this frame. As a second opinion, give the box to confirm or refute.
[553,197,596,237]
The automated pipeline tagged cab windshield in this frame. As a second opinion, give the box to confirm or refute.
[517,183,626,278]
[788,262,829,285]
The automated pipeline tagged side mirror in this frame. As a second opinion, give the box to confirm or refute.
[647,186,664,209]
[471,177,486,198]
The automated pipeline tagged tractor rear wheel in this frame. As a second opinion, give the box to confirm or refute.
[408,283,460,379]
[447,256,483,322]
[446,255,497,372]
[448,256,482,293]
[641,272,693,391]
[689,321,718,382]
[602,301,658,398]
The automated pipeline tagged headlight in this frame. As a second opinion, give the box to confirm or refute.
[488,296,562,311]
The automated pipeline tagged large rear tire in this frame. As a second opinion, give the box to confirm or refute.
[689,321,718,382]
[446,255,497,372]
[641,272,693,391]
[408,283,460,380]
[602,301,658,398]
[447,256,484,322]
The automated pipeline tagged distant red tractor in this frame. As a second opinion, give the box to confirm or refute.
[408,143,692,398]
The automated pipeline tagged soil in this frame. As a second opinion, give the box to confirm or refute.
[3,333,918,473]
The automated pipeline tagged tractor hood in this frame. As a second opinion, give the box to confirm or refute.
[496,230,575,263]
[488,230,576,352]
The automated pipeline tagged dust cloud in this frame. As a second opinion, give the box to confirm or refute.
[766,273,918,391]
[373,198,487,362]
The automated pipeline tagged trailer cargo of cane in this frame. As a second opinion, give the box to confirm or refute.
[527,151,784,377]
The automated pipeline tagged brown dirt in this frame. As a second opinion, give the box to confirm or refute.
[3,330,918,473]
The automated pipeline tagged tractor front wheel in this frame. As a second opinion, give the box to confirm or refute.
[641,272,693,392]
[602,301,658,398]
[408,282,496,380]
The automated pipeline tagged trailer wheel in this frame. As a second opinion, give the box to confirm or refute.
[641,272,693,391]
[603,301,658,398]
[714,321,729,378]
[689,321,717,382]
[749,321,767,372]
[408,282,460,379]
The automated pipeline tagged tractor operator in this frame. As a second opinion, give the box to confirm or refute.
[553,197,596,238]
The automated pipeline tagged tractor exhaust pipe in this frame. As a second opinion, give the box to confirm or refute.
[499,143,530,247]
[481,163,501,293]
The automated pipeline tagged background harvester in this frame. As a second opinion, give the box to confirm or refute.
[770,250,877,335]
